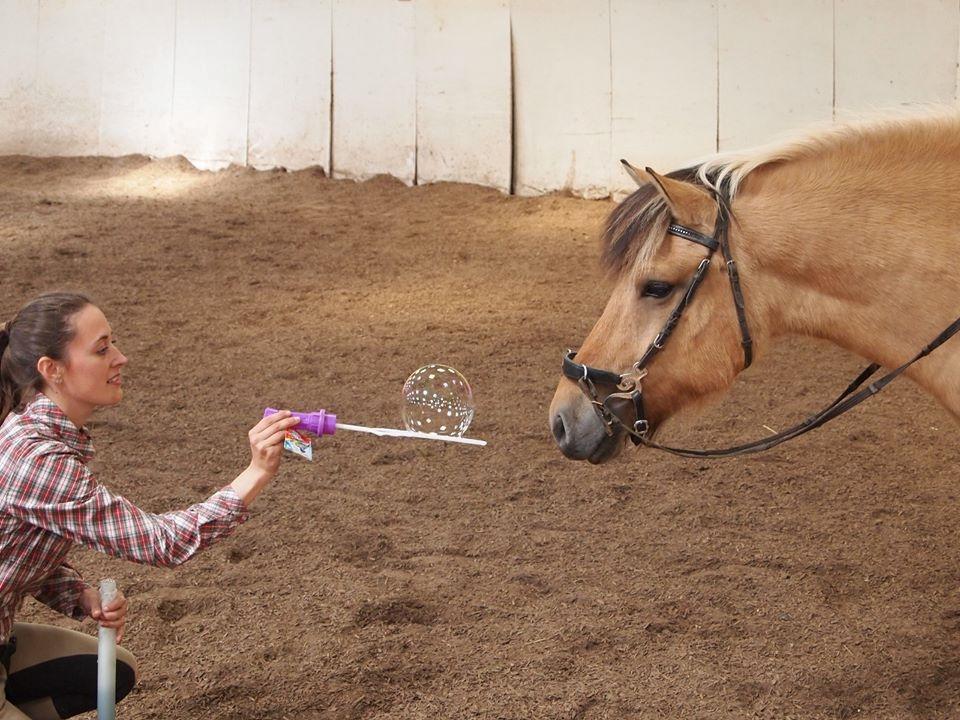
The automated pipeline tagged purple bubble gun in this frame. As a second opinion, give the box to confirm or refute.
[264,407,337,437]
[263,407,487,446]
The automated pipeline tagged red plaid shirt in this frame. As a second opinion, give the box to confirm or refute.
[0,394,249,642]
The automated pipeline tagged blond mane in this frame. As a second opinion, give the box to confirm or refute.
[695,104,960,199]
[604,105,960,275]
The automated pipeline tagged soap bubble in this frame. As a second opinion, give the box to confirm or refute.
[401,364,475,437]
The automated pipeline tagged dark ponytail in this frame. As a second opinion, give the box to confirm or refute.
[0,292,91,425]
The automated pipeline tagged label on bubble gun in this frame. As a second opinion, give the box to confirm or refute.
[283,429,313,461]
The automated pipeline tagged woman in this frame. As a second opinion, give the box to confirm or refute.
[0,292,298,719]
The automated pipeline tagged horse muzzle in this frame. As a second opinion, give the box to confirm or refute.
[549,390,627,464]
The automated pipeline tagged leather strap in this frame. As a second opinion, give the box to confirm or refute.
[635,257,713,370]
[635,316,960,457]
[667,224,719,251]
[562,350,621,387]
[719,220,753,369]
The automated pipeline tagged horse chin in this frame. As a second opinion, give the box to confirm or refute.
[587,429,627,464]
[588,419,667,464]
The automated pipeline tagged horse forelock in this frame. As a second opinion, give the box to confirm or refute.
[601,166,703,276]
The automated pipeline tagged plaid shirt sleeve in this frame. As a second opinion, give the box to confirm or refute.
[32,562,89,620]
[8,446,251,569]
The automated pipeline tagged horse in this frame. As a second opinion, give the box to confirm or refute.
[549,107,960,464]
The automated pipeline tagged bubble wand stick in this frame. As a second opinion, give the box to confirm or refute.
[263,409,487,446]
[97,579,117,720]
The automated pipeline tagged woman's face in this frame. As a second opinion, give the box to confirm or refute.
[53,304,128,415]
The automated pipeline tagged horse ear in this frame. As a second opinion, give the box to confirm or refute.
[641,166,715,228]
[619,159,648,187]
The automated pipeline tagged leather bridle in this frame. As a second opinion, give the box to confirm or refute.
[562,184,960,458]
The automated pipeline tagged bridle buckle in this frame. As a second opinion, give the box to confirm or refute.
[617,367,647,392]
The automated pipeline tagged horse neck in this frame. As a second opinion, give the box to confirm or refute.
[732,143,960,411]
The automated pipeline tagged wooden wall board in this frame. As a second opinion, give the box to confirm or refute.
[331,0,416,184]
[415,0,511,192]
[248,0,331,171]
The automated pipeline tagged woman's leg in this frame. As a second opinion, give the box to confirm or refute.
[3,623,137,720]
[0,667,30,720]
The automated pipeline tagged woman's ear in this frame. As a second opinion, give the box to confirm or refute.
[36,356,63,386]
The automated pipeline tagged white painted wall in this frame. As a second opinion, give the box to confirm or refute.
[610,0,718,198]
[0,0,41,154]
[99,0,176,159]
[1,0,959,195]
[511,0,611,198]
[249,0,331,171]
[171,1,252,169]
[331,0,416,184]
[34,0,105,156]
[835,0,959,112]
[416,0,511,192]
[719,0,834,151]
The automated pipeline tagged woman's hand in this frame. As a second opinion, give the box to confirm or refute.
[80,586,128,643]
[230,411,301,507]
[248,410,300,476]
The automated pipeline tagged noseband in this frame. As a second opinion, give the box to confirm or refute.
[562,184,960,458]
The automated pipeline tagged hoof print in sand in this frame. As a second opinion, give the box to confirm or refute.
[354,598,437,627]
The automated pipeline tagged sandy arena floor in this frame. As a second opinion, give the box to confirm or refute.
[2,155,960,719]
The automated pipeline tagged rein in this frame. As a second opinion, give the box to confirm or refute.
[562,185,960,459]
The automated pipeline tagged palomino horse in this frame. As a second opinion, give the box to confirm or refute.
[549,109,960,463]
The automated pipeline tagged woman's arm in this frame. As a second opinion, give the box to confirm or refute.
[6,412,299,568]
[31,562,87,620]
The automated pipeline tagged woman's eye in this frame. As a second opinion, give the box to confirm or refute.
[642,281,674,298]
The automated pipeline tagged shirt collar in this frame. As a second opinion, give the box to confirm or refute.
[24,393,95,461]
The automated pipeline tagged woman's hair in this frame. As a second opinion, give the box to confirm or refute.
[0,292,91,424]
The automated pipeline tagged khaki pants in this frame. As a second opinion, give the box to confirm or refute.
[0,624,137,720]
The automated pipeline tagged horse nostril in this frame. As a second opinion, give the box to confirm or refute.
[552,413,567,445]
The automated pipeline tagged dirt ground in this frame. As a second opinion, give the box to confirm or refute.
[2,155,960,720]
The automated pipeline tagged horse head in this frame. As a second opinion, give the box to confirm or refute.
[549,162,755,463]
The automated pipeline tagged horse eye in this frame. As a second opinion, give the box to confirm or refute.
[642,280,674,298]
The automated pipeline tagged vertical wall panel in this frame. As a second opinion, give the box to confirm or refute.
[719,0,832,151]
[332,0,415,184]
[511,0,611,198]
[0,0,39,154]
[34,0,105,156]
[836,0,959,112]
[171,0,251,169]
[99,0,175,158]
[5,2,960,189]
[249,0,331,171]
[415,0,510,192]
[610,0,717,197]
